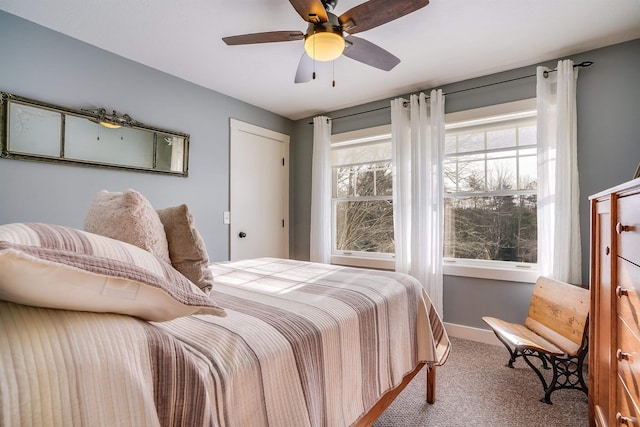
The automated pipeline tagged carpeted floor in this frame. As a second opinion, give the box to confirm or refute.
[374,337,588,427]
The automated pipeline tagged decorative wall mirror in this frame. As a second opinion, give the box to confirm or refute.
[0,92,189,176]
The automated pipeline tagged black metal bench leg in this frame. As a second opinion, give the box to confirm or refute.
[492,332,521,368]
[541,345,589,404]
[521,350,550,398]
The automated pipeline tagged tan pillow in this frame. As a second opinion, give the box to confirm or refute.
[157,204,214,294]
[0,223,225,322]
[84,190,171,264]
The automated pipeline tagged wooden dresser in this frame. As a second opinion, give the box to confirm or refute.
[590,178,640,427]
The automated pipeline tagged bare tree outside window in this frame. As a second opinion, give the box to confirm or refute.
[444,116,538,264]
[334,163,394,253]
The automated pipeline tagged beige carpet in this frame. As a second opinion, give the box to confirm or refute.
[374,337,588,427]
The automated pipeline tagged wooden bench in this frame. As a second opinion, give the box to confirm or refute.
[482,276,590,404]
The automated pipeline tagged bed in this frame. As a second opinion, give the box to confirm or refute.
[0,191,450,426]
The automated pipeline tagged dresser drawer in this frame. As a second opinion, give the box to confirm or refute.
[617,193,640,266]
[618,257,640,339]
[617,316,640,408]
[617,376,640,427]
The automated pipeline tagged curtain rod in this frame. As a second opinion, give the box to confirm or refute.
[308,61,594,125]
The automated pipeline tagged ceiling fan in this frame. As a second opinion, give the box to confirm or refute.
[222,0,429,84]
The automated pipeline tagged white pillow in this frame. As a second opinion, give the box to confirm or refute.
[0,223,225,322]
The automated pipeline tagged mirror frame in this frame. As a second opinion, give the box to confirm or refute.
[0,92,189,177]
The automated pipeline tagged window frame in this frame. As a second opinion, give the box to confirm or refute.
[443,98,538,283]
[330,124,395,270]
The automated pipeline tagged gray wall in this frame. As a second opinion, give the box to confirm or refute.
[291,38,640,328]
[0,11,293,262]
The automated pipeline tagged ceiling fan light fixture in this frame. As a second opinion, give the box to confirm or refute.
[304,30,344,62]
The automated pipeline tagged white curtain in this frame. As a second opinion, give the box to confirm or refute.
[310,116,332,263]
[537,59,581,284]
[391,90,445,315]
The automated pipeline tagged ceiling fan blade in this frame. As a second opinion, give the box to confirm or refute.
[339,0,429,34]
[223,31,304,45]
[343,35,400,71]
[289,0,328,22]
[294,52,314,83]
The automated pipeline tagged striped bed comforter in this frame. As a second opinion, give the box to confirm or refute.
[0,257,450,427]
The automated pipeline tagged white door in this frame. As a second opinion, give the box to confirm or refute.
[229,119,289,261]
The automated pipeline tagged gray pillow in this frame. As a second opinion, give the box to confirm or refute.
[156,204,214,293]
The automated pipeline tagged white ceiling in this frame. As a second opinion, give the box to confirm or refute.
[1,0,640,120]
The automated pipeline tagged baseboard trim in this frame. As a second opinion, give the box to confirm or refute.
[444,322,501,346]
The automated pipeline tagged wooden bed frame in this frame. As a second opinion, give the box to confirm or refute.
[353,363,435,426]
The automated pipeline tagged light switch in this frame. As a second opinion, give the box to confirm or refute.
[223,211,230,224]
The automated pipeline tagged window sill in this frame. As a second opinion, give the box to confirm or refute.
[331,255,395,271]
[443,261,537,283]
[330,255,537,282]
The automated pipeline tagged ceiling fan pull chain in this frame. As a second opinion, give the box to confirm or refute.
[312,35,316,80]
[332,60,336,87]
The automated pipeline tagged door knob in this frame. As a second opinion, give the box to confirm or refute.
[238,232,247,238]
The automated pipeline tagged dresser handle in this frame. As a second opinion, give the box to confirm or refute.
[606,246,611,255]
[616,412,632,425]
[617,349,631,361]
[616,222,631,234]
[616,286,630,298]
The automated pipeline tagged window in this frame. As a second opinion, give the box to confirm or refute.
[443,99,538,282]
[329,99,538,280]
[331,125,395,269]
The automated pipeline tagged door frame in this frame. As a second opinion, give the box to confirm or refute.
[229,118,290,260]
